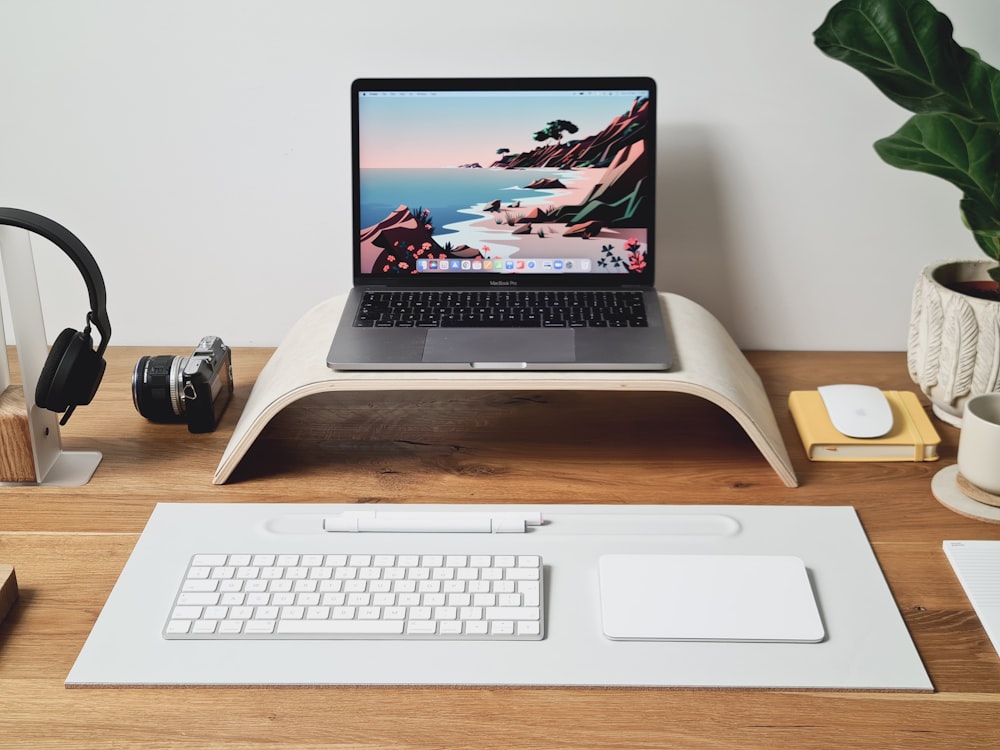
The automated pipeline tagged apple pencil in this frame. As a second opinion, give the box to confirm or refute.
[323,511,543,534]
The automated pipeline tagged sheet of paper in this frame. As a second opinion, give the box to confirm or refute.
[943,541,1000,657]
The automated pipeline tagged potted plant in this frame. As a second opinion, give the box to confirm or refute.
[814,0,1000,426]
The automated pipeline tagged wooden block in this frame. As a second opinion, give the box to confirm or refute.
[0,385,36,483]
[0,565,17,623]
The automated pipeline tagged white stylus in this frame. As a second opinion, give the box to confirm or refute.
[323,511,543,534]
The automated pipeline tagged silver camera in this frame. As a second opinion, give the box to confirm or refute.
[132,335,233,433]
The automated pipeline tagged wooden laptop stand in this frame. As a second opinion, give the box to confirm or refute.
[215,293,796,487]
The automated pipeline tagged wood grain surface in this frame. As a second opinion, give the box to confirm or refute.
[0,385,35,483]
[1,346,998,749]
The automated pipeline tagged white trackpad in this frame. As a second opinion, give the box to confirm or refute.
[598,554,825,643]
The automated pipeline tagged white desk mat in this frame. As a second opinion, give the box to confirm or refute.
[66,503,932,690]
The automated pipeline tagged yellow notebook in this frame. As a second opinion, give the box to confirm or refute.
[788,390,941,462]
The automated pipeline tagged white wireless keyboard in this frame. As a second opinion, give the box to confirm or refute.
[163,553,544,640]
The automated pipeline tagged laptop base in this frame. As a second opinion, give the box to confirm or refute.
[328,288,670,371]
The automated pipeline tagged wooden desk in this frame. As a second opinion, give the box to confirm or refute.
[1,347,998,749]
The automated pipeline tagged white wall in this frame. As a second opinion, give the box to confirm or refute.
[1,0,997,350]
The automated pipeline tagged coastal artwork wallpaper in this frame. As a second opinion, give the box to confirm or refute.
[356,87,651,278]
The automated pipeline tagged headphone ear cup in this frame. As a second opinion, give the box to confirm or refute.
[35,328,106,412]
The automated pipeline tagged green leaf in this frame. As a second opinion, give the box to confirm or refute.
[874,113,1000,203]
[874,113,1000,258]
[962,197,1000,262]
[814,0,1000,124]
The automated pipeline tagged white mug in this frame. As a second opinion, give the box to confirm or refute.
[958,393,1000,496]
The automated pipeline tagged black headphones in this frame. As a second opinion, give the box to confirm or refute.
[0,207,111,425]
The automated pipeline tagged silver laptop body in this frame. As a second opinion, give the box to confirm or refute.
[328,76,671,371]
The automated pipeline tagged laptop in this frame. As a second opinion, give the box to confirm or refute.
[327,76,672,371]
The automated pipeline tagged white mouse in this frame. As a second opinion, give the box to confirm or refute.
[817,384,894,439]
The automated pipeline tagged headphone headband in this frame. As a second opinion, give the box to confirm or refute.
[0,207,111,354]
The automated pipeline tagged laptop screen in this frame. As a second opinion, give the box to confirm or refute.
[352,77,656,288]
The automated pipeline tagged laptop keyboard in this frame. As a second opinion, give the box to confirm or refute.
[163,553,544,640]
[354,290,648,328]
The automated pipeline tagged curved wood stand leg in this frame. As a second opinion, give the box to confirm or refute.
[214,293,797,487]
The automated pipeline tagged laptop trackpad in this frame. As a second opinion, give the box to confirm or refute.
[423,328,574,365]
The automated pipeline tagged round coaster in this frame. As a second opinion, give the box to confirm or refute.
[956,472,1000,508]
[932,465,1000,524]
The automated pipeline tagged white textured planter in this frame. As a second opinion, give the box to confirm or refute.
[908,260,1000,426]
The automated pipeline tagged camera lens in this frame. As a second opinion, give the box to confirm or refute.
[132,355,188,422]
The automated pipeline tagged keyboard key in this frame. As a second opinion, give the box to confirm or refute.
[245,621,277,635]
[491,621,515,635]
[486,606,540,621]
[517,621,541,637]
[177,592,220,607]
[406,621,437,635]
[192,555,228,567]
[278,620,406,636]
[506,567,540,581]
[182,579,218,593]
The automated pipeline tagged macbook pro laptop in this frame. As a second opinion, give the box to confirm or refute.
[327,76,671,371]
